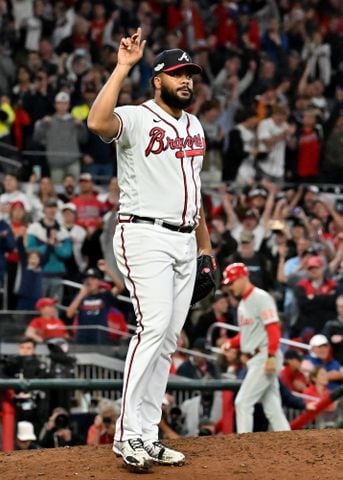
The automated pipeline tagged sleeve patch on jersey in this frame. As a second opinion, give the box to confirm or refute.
[261,307,279,325]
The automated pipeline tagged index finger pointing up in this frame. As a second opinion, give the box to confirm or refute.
[132,27,142,44]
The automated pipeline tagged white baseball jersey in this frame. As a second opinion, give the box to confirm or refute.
[257,117,288,178]
[235,286,290,433]
[112,99,205,226]
[237,286,279,353]
[235,124,257,184]
[108,98,204,443]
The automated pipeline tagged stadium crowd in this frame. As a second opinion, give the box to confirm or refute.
[0,0,343,448]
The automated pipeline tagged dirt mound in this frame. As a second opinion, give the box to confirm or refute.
[1,429,342,480]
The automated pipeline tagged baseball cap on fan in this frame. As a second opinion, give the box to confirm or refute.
[55,91,70,103]
[309,334,329,348]
[243,209,260,220]
[239,231,255,243]
[248,188,268,199]
[79,172,93,182]
[43,198,58,208]
[84,268,103,280]
[307,256,324,269]
[284,349,303,362]
[17,421,37,442]
[152,49,202,77]
[61,202,76,213]
[35,297,57,310]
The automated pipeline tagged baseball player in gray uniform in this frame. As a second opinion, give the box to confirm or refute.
[221,263,290,433]
[87,28,212,472]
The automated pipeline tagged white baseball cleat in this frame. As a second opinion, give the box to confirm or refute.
[143,440,185,466]
[113,438,154,472]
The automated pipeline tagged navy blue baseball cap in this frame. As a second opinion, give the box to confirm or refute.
[84,268,103,280]
[152,49,202,77]
[284,349,303,361]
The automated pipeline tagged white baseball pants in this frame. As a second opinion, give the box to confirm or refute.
[235,350,290,433]
[113,223,197,442]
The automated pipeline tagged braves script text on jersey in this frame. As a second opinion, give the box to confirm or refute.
[108,99,205,443]
[234,286,290,433]
[114,99,205,225]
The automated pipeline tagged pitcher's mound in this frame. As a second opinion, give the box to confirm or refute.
[1,429,342,480]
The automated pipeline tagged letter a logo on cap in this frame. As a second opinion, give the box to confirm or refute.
[154,63,164,72]
[178,52,190,62]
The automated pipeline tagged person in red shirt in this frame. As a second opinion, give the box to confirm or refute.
[279,349,307,393]
[303,367,336,413]
[296,109,322,182]
[166,0,205,51]
[294,255,338,334]
[71,173,104,228]
[107,307,129,341]
[87,398,118,446]
[25,297,67,342]
[90,2,107,48]
[213,2,260,51]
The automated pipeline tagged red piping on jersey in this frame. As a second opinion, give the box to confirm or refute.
[118,225,144,441]
[185,113,198,225]
[242,285,255,300]
[190,157,197,224]
[142,103,188,226]
[180,156,187,226]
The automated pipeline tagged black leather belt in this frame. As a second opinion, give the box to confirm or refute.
[242,348,261,359]
[119,215,195,233]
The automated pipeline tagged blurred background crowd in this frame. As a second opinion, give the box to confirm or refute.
[0,0,343,450]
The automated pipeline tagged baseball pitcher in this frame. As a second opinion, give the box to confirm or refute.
[87,28,214,471]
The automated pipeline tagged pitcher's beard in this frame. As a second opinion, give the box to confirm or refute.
[160,84,194,110]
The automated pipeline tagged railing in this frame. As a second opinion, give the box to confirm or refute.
[2,139,343,192]
[0,376,242,451]
[1,376,341,451]
[61,280,311,355]
[73,353,125,401]
[206,322,311,353]
[0,377,242,392]
[0,331,219,404]
[0,143,109,183]
[61,279,132,309]
[0,154,21,170]
[0,310,38,342]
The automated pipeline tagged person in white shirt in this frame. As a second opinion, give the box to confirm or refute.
[25,175,64,222]
[0,173,32,220]
[181,391,222,437]
[223,106,258,185]
[256,104,295,182]
[61,202,87,276]
[221,186,276,251]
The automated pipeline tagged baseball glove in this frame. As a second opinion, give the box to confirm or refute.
[191,255,217,305]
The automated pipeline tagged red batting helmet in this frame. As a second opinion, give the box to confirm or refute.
[222,263,249,285]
